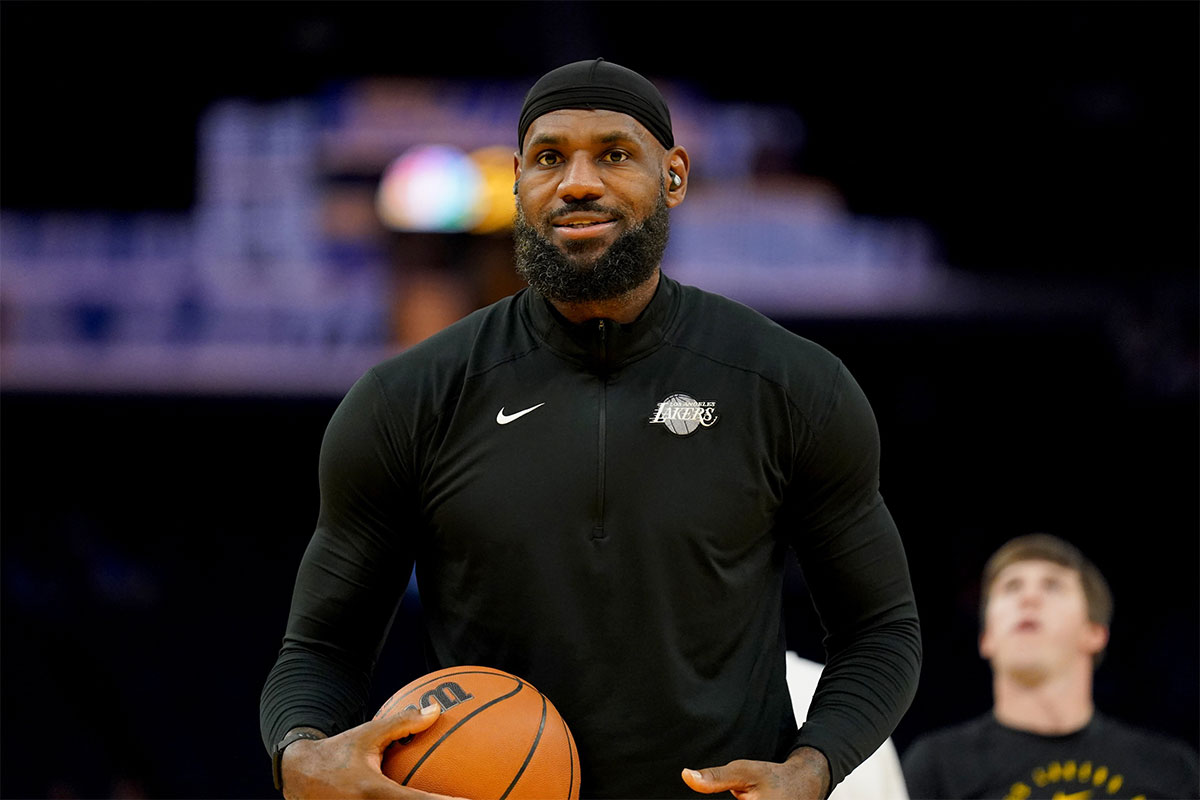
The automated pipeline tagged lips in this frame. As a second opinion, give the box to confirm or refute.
[1015,619,1041,633]
[552,214,617,229]
[550,212,619,241]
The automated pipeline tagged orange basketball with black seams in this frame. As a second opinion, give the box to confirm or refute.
[375,666,581,799]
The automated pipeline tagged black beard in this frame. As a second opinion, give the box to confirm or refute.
[513,193,671,304]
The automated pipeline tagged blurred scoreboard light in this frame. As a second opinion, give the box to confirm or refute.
[376,144,480,232]
[467,146,519,235]
[376,144,515,234]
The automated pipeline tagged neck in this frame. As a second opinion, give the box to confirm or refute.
[992,663,1095,735]
[548,269,661,325]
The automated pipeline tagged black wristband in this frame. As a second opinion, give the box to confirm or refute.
[271,727,327,792]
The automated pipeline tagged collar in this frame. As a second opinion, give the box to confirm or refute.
[521,273,681,373]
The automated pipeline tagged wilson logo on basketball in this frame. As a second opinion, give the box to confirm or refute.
[400,681,474,715]
[648,393,719,436]
[375,665,581,799]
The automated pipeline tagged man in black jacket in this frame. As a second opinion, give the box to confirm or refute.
[261,58,921,800]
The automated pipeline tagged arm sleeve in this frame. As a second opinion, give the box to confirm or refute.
[259,369,421,752]
[785,363,922,791]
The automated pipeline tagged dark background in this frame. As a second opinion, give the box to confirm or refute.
[1,2,1197,798]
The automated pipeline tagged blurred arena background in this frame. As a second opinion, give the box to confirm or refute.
[1,2,1196,797]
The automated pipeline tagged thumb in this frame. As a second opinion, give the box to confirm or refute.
[368,703,442,752]
[681,762,752,794]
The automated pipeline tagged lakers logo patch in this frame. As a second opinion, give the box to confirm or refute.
[648,393,719,436]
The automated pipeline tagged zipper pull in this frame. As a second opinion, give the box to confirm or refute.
[594,318,611,372]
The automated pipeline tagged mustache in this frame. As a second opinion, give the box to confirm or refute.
[548,201,624,222]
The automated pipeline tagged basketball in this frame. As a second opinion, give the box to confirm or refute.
[374,665,581,799]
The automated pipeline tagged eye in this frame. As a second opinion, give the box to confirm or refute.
[535,151,562,167]
[601,150,630,163]
[1000,577,1023,594]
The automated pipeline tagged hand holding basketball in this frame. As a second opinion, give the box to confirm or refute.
[374,666,580,800]
[682,746,831,800]
[279,705,461,800]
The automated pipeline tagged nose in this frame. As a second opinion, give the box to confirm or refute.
[557,154,604,203]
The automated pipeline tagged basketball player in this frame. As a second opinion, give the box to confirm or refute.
[901,534,1199,799]
[261,59,921,799]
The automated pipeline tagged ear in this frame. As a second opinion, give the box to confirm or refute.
[513,151,522,183]
[663,146,690,207]
[978,630,994,661]
[1082,622,1109,657]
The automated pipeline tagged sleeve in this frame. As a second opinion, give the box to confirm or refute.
[259,369,422,753]
[784,362,922,791]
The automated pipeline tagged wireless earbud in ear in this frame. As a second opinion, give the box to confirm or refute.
[512,180,519,195]
[669,170,682,190]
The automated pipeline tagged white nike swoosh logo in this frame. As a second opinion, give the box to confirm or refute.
[496,403,546,425]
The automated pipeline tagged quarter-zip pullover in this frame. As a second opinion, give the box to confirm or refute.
[260,274,921,798]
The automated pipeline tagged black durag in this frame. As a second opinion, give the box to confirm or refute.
[518,58,674,151]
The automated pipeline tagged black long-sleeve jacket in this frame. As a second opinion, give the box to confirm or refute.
[260,273,921,798]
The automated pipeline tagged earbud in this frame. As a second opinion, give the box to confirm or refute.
[669,170,682,190]
[512,180,519,195]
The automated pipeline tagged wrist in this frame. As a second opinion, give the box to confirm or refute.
[786,746,832,799]
[271,726,327,791]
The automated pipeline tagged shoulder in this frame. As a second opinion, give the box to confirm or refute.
[1088,714,1200,796]
[904,714,998,761]
[671,281,841,369]
[900,715,997,800]
[1091,713,1199,760]
[332,292,535,443]
[667,280,848,410]
[368,292,535,397]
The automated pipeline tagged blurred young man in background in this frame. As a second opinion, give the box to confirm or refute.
[902,534,1199,799]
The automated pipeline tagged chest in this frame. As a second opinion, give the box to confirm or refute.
[413,349,797,557]
[964,730,1189,800]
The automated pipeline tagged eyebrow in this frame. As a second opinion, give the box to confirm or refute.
[599,131,639,145]
[526,130,643,149]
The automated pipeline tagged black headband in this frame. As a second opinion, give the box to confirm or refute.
[518,58,674,151]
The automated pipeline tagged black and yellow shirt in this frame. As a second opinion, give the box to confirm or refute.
[901,712,1200,799]
[260,274,921,798]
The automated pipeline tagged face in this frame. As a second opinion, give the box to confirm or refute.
[512,109,688,303]
[979,559,1108,683]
